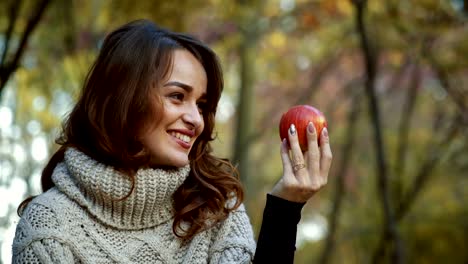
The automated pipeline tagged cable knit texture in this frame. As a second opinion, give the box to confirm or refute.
[12,148,256,263]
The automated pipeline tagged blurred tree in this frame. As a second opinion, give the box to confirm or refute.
[231,0,262,201]
[0,0,51,100]
[1,1,468,263]
[352,0,403,262]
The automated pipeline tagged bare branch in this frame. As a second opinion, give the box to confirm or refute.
[430,60,468,124]
[0,0,51,98]
[245,52,343,147]
[372,110,462,260]
[0,0,22,66]
[397,109,462,220]
[393,63,421,204]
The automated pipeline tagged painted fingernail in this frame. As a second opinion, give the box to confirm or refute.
[323,127,328,137]
[289,124,296,135]
[308,122,315,133]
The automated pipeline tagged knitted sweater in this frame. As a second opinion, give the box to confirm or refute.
[12,148,256,263]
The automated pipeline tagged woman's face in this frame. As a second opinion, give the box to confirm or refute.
[141,49,208,167]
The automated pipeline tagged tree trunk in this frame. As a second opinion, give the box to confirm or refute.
[233,29,256,198]
[319,87,362,264]
[351,0,404,263]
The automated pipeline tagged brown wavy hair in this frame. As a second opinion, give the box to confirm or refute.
[18,19,244,240]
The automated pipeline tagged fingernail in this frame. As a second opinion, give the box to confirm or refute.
[308,122,315,133]
[289,124,296,135]
[323,127,328,137]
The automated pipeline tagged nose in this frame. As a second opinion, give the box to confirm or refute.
[182,103,203,129]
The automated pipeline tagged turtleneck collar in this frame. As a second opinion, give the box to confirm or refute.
[52,148,190,230]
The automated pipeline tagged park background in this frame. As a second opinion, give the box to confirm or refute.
[0,0,467,263]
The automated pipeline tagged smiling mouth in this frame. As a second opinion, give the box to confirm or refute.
[170,131,192,143]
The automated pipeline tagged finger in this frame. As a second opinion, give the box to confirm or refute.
[319,127,333,176]
[307,122,320,176]
[288,124,307,176]
[280,139,295,181]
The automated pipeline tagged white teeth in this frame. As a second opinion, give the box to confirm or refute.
[171,132,191,143]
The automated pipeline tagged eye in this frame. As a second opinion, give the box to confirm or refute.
[168,92,184,101]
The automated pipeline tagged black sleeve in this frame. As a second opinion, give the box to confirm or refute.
[253,194,305,264]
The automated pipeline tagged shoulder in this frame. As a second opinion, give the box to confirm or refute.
[206,203,256,263]
[19,189,65,228]
[224,199,252,229]
[13,189,73,252]
[210,203,256,250]
[208,198,253,237]
[224,203,251,228]
[22,188,75,223]
[12,190,79,262]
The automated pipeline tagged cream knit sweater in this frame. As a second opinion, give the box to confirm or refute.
[12,148,256,263]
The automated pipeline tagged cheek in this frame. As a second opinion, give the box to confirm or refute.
[199,117,207,136]
[141,124,163,145]
[140,131,153,150]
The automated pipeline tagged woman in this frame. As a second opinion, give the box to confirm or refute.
[12,20,332,263]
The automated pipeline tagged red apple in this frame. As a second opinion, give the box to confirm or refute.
[279,105,327,151]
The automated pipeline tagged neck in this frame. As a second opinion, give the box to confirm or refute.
[52,148,191,230]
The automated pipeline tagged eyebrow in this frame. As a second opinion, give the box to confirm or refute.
[164,81,207,98]
[164,81,193,92]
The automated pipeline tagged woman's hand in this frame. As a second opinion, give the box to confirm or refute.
[270,122,333,203]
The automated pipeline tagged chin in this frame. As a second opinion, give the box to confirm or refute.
[164,154,191,168]
[148,155,190,169]
[171,160,190,168]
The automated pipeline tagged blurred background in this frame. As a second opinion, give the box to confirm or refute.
[1,0,467,263]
